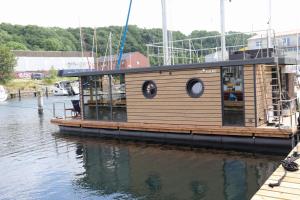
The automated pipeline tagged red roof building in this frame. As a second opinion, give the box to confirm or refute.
[96,51,150,71]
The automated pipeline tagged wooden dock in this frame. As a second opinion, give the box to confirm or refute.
[252,143,300,200]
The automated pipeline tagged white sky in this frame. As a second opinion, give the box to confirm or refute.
[0,0,299,35]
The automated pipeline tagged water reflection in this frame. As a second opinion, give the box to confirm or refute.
[60,137,280,200]
[0,97,283,200]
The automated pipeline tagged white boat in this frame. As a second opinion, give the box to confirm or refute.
[70,81,79,95]
[0,85,8,102]
[53,81,79,96]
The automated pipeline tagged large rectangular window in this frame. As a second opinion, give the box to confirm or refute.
[111,74,127,121]
[81,74,127,122]
[222,66,244,126]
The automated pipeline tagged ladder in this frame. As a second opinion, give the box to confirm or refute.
[260,63,283,127]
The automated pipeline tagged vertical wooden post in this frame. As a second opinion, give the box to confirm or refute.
[18,89,21,100]
[37,91,43,114]
[45,87,49,98]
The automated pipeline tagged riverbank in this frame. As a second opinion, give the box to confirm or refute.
[3,78,76,98]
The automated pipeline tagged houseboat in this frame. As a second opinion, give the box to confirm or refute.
[51,55,299,153]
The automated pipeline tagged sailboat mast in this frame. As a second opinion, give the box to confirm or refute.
[161,0,170,65]
[267,0,272,49]
[93,28,99,70]
[79,24,84,58]
[116,0,133,70]
[109,32,113,70]
[220,0,226,61]
[92,29,95,63]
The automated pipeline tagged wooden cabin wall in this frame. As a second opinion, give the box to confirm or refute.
[125,68,222,126]
[255,65,272,126]
[244,65,256,127]
[288,73,296,98]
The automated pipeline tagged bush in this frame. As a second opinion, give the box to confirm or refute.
[49,66,57,79]
[0,45,16,84]
[42,66,58,84]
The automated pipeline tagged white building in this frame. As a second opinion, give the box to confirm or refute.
[247,30,300,59]
[13,50,94,72]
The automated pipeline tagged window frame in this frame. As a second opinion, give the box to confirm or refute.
[142,80,157,99]
[186,78,205,98]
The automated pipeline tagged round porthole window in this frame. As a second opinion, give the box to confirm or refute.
[142,80,157,99]
[186,78,204,98]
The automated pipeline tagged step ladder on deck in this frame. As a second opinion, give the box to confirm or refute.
[259,63,283,127]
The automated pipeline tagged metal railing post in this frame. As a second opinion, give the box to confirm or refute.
[290,102,292,128]
[63,103,66,119]
[52,102,68,119]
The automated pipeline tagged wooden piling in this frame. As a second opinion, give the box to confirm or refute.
[37,91,43,114]
[45,87,49,97]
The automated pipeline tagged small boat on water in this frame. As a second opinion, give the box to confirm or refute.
[0,85,8,102]
[53,81,79,96]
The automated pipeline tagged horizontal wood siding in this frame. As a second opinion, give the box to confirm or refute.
[125,68,222,126]
[244,65,256,127]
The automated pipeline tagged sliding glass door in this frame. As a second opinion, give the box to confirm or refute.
[222,66,244,126]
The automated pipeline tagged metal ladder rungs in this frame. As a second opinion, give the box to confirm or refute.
[261,62,283,126]
[264,71,278,74]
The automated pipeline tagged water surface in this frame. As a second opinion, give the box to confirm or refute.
[0,97,285,200]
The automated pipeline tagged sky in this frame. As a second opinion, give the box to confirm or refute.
[0,0,299,35]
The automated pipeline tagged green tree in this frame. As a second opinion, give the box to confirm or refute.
[5,41,28,50]
[49,66,57,79]
[43,66,58,84]
[42,38,63,51]
[0,45,16,84]
[0,22,251,66]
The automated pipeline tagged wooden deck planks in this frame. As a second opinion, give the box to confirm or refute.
[50,118,294,138]
[251,144,300,200]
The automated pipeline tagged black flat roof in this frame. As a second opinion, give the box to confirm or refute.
[61,57,298,77]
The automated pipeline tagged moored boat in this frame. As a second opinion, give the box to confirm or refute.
[0,85,8,102]
[53,81,79,96]
[51,55,300,153]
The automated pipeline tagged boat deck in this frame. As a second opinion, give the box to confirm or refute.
[51,118,297,138]
[252,143,300,200]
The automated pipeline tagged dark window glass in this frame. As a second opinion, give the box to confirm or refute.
[111,74,127,121]
[222,66,244,126]
[186,78,204,98]
[81,74,127,122]
[142,80,157,99]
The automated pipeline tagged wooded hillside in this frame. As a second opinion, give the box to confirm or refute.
[0,23,250,60]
